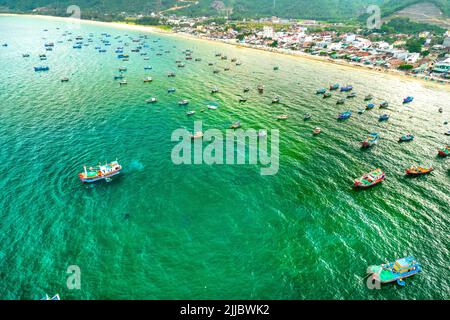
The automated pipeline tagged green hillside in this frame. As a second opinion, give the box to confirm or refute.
[0,0,448,21]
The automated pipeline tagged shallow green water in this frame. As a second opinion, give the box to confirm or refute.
[0,16,449,300]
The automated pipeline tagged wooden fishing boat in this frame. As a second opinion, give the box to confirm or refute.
[60,77,69,82]
[438,145,450,157]
[379,114,390,121]
[405,165,433,176]
[230,121,241,129]
[257,85,264,94]
[186,111,195,116]
[276,115,288,120]
[329,84,339,90]
[304,113,312,120]
[316,88,326,94]
[191,131,204,139]
[361,132,379,149]
[337,111,352,120]
[143,77,153,83]
[367,256,421,286]
[353,168,385,189]
[399,134,414,142]
[336,99,345,105]
[146,97,157,103]
[178,99,189,106]
[323,92,332,98]
[380,101,389,108]
[78,161,122,183]
[313,127,321,135]
[272,96,281,104]
[364,94,373,101]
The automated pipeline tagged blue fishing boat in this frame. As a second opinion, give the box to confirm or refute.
[367,256,421,285]
[340,85,353,92]
[338,111,352,120]
[366,103,375,110]
[114,75,124,80]
[361,132,379,149]
[329,83,339,90]
[403,96,414,104]
[144,66,152,70]
[316,88,327,94]
[380,101,389,108]
[399,134,414,142]
[117,54,129,59]
[379,114,390,121]
[78,161,122,183]
[168,88,176,93]
[72,44,82,49]
[34,66,49,72]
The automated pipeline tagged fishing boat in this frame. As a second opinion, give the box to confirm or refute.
[236,61,242,66]
[177,63,185,68]
[361,132,379,149]
[403,96,414,104]
[208,62,214,66]
[445,130,450,136]
[272,96,281,104]
[239,96,248,102]
[230,121,241,129]
[167,72,176,77]
[146,97,157,103]
[367,256,421,285]
[438,145,450,157]
[357,109,365,114]
[336,99,345,105]
[243,87,250,93]
[364,94,373,101]
[338,111,352,120]
[258,130,267,138]
[143,77,153,83]
[114,75,124,80]
[405,165,433,176]
[191,131,204,139]
[117,54,129,59]
[276,115,288,120]
[168,88,176,93]
[304,113,312,120]
[178,99,189,106]
[118,66,127,72]
[207,105,218,110]
[347,93,356,98]
[186,111,195,116]
[313,127,321,135]
[211,87,219,94]
[329,84,339,90]
[224,67,230,71]
[144,66,152,70]
[340,85,353,92]
[119,80,127,85]
[323,92,332,98]
[34,66,49,72]
[60,77,69,82]
[195,58,202,62]
[399,134,414,142]
[41,294,61,300]
[273,66,279,70]
[438,107,443,113]
[380,101,389,108]
[379,114,390,121]
[353,168,385,189]
[213,69,220,74]
[366,103,375,110]
[22,53,30,58]
[316,88,327,94]
[257,85,264,94]
[78,161,122,183]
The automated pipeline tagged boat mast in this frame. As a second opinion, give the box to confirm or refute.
[84,165,87,176]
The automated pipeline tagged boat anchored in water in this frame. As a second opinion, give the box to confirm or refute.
[367,256,421,286]
[353,168,385,189]
[406,165,433,176]
[338,111,352,120]
[403,96,414,104]
[78,161,122,183]
[438,145,450,157]
[399,134,414,142]
[361,132,379,149]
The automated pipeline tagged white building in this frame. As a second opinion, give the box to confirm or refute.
[443,37,450,49]
[263,26,275,39]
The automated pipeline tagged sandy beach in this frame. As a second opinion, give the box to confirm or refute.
[1,13,449,90]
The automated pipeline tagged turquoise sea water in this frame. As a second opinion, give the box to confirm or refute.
[0,16,449,300]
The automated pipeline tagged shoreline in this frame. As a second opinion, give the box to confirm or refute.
[1,13,449,90]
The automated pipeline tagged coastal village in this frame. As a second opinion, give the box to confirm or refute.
[157,15,450,83]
